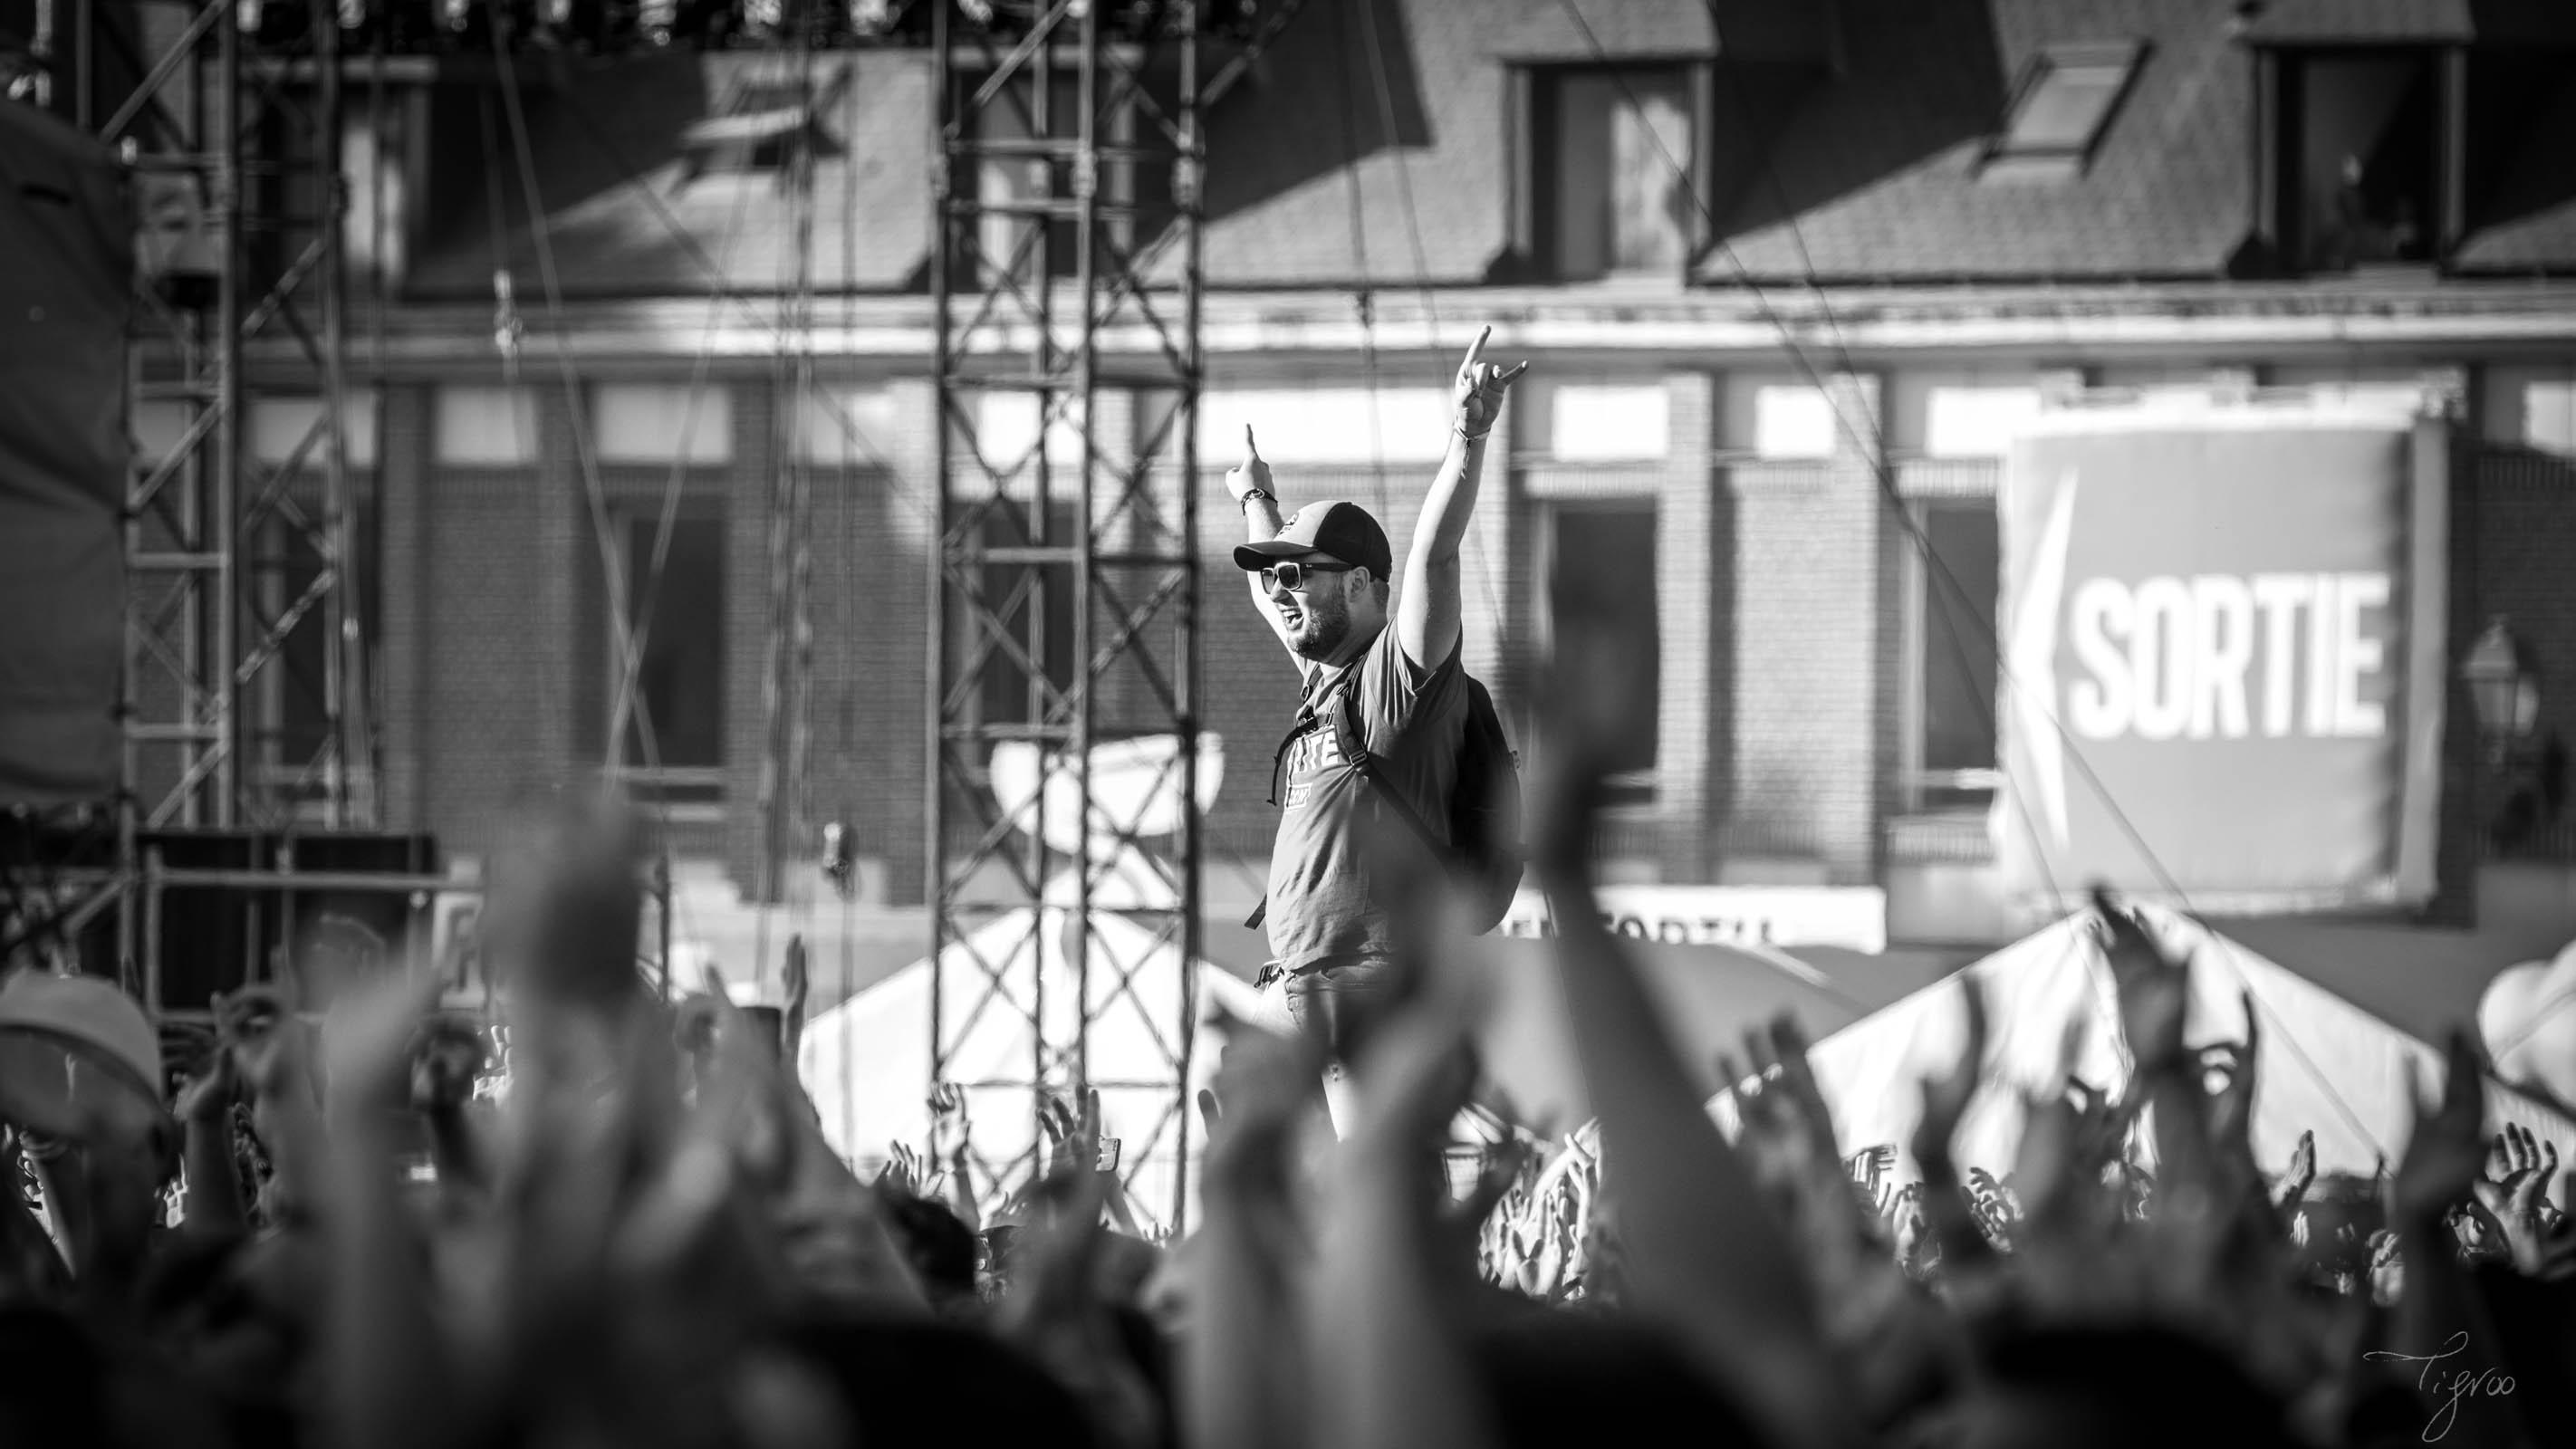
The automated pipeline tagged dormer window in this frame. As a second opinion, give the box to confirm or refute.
[1519,64,1698,282]
[2265,48,2448,273]
[1982,42,2144,181]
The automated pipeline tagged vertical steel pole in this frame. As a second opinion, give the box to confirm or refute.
[1171,0,1206,1237]
[926,0,955,1128]
[211,5,243,829]
[314,0,354,828]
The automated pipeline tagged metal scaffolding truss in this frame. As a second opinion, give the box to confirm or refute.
[3,0,374,990]
[928,0,1210,1230]
[63,0,373,840]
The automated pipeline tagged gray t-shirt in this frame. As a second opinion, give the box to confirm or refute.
[1263,625,1469,974]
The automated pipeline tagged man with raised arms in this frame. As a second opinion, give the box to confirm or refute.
[1223,329,1527,1120]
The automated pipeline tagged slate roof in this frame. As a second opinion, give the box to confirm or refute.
[1709,0,2261,282]
[406,0,2576,299]
[2240,0,2476,43]
[2455,57,2576,272]
[2242,0,2576,44]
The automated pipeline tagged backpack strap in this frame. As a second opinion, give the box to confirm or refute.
[1330,668,1447,864]
[1246,664,1444,931]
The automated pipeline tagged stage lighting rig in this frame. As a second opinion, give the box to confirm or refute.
[533,0,639,52]
[333,0,443,53]
[739,0,841,47]
[236,0,316,47]
[437,0,490,49]
[1203,0,1258,43]
[845,0,898,38]
[640,0,739,50]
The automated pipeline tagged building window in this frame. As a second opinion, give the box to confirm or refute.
[592,384,733,465]
[252,504,380,811]
[1922,386,2044,460]
[2523,380,2576,456]
[1982,42,2142,179]
[796,384,904,466]
[1193,387,1453,466]
[1541,499,1659,803]
[1903,499,2001,811]
[1530,381,1670,463]
[1751,384,1837,460]
[609,513,726,807]
[1529,65,1695,282]
[434,387,540,467]
[250,393,380,470]
[2275,50,2443,273]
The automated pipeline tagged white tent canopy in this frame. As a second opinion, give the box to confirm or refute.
[795,731,1247,1227]
[1783,905,2576,1183]
[798,903,1266,1226]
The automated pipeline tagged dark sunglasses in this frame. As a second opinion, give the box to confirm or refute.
[1258,559,1357,592]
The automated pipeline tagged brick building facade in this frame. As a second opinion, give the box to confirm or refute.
[196,0,2576,950]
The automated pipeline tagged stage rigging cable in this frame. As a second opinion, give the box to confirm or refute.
[1551,0,2394,1156]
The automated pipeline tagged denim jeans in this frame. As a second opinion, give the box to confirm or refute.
[1280,959,1389,1069]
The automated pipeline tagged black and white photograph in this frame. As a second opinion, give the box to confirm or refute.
[4,1,2576,1444]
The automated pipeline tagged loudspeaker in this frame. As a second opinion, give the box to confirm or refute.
[271,832,442,1011]
[145,829,270,1016]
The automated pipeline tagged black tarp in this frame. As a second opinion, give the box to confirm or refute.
[0,101,130,807]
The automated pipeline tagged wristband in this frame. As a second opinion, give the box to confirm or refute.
[1237,487,1274,511]
[1455,425,1491,444]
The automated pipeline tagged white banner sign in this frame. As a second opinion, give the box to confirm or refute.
[1498,885,1887,954]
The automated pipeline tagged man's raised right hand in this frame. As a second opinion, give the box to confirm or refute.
[1225,425,1273,505]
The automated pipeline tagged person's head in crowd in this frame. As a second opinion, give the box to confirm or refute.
[1472,1311,1771,1449]
[11,729,2576,1449]
[774,1312,1105,1449]
[1091,1230,1164,1307]
[2291,1171,2386,1289]
[1956,1326,2301,1449]
[885,1192,979,1310]
[0,1305,114,1449]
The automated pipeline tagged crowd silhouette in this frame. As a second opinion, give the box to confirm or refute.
[3,600,2572,1449]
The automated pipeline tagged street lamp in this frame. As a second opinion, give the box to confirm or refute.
[2462,616,2541,765]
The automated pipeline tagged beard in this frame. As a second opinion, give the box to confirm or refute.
[1279,583,1354,660]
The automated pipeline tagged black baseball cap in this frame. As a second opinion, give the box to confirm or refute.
[1234,500,1394,581]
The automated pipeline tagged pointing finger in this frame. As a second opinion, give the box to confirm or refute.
[1460,324,1489,376]
[1243,424,1260,465]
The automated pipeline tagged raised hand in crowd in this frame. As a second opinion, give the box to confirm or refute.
[1310,924,1500,1449]
[877,1142,937,1200]
[1964,1168,2019,1252]
[174,1026,248,1234]
[408,1011,489,1198]
[926,1081,979,1231]
[781,935,811,1064]
[1532,583,1855,1449]
[1909,979,1997,1280]
[2473,1122,2570,1276]
[0,1123,72,1300]
[2383,1031,2506,1375]
[217,984,326,1228]
[1185,1001,1323,1449]
[992,1103,1159,1449]
[2275,1128,2319,1217]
